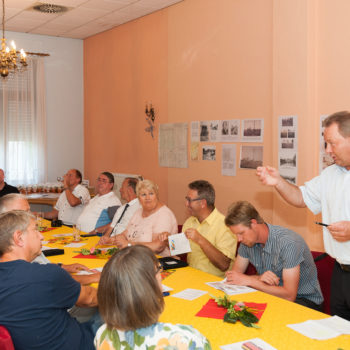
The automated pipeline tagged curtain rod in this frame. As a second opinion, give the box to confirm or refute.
[26,52,50,57]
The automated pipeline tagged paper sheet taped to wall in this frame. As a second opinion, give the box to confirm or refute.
[158,123,188,168]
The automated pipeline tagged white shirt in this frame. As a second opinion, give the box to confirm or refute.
[110,198,141,236]
[76,191,121,233]
[300,164,350,264]
[55,184,90,226]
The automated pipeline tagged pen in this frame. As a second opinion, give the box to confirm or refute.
[163,292,170,297]
[315,221,329,227]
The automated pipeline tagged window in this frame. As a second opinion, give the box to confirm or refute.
[0,57,47,185]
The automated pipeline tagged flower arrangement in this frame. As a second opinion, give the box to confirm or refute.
[213,295,260,328]
[75,247,118,258]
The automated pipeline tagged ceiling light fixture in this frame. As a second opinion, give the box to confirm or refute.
[1,0,27,78]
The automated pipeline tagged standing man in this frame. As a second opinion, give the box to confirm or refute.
[0,210,98,350]
[0,169,19,197]
[97,177,141,238]
[256,111,350,319]
[225,201,323,311]
[182,180,237,277]
[43,169,90,226]
[76,172,121,233]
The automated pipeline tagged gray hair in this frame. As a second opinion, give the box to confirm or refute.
[188,180,215,209]
[0,210,34,256]
[0,194,27,214]
[324,111,350,138]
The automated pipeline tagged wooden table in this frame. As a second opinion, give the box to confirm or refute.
[27,193,60,207]
[43,225,350,350]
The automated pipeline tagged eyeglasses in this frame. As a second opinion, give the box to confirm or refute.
[185,196,202,203]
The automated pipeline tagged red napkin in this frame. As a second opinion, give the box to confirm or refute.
[196,299,267,321]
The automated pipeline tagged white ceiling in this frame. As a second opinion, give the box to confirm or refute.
[3,0,183,39]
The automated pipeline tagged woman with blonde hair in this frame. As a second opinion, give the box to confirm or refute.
[94,245,211,349]
[99,179,177,256]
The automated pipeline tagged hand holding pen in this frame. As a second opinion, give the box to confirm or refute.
[315,220,350,242]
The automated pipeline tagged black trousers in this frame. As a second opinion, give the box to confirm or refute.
[330,262,350,320]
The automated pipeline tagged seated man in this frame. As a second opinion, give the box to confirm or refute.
[0,210,99,350]
[182,180,237,277]
[225,200,324,311]
[94,177,141,236]
[76,172,121,233]
[0,168,19,197]
[0,193,100,285]
[43,169,90,226]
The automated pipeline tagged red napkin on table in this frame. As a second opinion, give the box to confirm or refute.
[73,253,103,259]
[196,299,267,321]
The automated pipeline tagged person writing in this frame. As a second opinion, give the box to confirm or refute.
[225,201,323,311]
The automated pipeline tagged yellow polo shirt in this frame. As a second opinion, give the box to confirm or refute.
[183,208,237,277]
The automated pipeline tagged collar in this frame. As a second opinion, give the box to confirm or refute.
[128,198,139,206]
[193,207,218,226]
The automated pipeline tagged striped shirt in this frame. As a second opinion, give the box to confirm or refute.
[238,223,323,305]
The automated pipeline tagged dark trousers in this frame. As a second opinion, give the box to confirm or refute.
[330,262,350,320]
[295,298,323,312]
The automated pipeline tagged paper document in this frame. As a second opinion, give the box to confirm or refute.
[168,233,191,256]
[206,279,256,296]
[76,267,103,275]
[64,242,86,248]
[171,288,207,301]
[221,337,277,350]
[53,233,72,237]
[162,284,173,292]
[287,317,349,340]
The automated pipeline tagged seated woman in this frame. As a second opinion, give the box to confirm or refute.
[99,179,177,256]
[94,245,211,349]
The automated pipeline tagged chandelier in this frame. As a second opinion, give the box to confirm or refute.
[1,0,27,78]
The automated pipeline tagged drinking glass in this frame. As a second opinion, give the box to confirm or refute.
[72,224,81,242]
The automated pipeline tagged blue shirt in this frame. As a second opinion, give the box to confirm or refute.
[0,260,94,350]
[238,223,323,305]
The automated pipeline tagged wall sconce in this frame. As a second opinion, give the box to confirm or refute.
[145,103,155,139]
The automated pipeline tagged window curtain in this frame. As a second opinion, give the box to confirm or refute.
[0,57,47,185]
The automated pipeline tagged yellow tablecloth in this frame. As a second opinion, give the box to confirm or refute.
[43,225,350,350]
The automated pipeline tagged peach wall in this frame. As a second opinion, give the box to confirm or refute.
[84,0,350,251]
[84,11,169,203]
[167,0,273,223]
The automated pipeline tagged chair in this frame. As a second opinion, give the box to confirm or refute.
[312,251,335,315]
[0,325,15,350]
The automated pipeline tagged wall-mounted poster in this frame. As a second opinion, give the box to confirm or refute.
[319,114,334,173]
[190,142,199,161]
[278,115,297,184]
[222,144,236,176]
[220,120,240,142]
[191,121,200,142]
[200,121,209,142]
[158,123,188,168]
[241,119,264,142]
[209,120,220,141]
[202,145,216,161]
[239,145,263,169]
